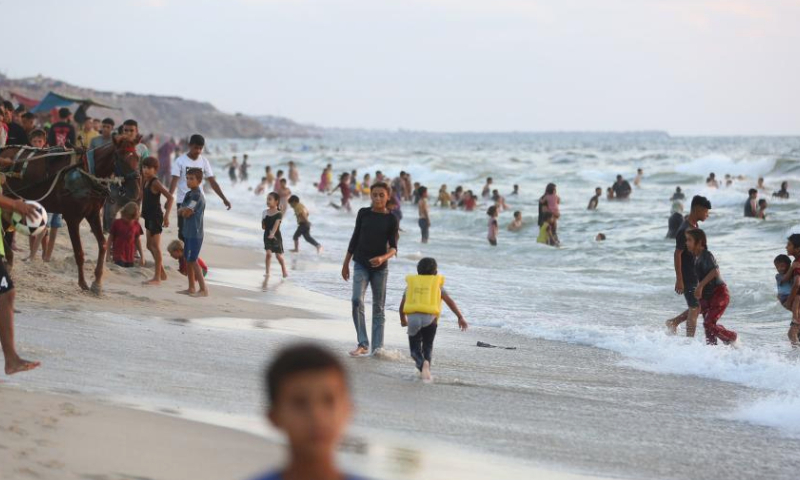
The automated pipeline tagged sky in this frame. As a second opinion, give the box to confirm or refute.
[3,0,799,135]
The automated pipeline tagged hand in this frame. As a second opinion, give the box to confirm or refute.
[223,199,232,210]
[400,317,408,327]
[675,278,684,295]
[268,234,274,240]
[341,263,350,281]
[139,257,146,267]
[458,316,468,331]
[14,200,37,220]
[694,287,703,300]
[163,217,170,228]
[369,256,385,268]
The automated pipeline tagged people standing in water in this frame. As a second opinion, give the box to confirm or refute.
[782,235,800,347]
[435,184,451,208]
[288,195,322,254]
[773,254,798,347]
[225,155,239,184]
[757,177,767,191]
[670,186,685,201]
[665,195,711,336]
[606,187,615,201]
[492,189,509,212]
[510,184,519,196]
[685,229,738,346]
[540,183,560,236]
[487,206,499,246]
[239,154,249,182]
[481,177,493,198]
[330,172,352,212]
[666,201,684,239]
[706,173,719,188]
[756,199,768,219]
[537,212,559,247]
[588,187,602,210]
[773,181,789,199]
[399,257,468,382]
[288,160,299,185]
[418,186,430,244]
[265,166,275,188]
[277,178,292,212]
[744,189,758,217]
[342,183,399,357]
[508,211,523,232]
[612,175,632,199]
[634,168,644,187]
[262,192,288,279]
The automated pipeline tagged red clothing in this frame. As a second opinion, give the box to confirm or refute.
[700,285,737,345]
[178,256,208,276]
[110,219,142,264]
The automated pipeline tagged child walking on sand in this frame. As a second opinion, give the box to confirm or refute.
[263,192,288,278]
[106,202,145,268]
[176,168,208,297]
[399,257,468,382]
[685,229,738,346]
[487,205,499,246]
[288,195,322,253]
[141,157,174,285]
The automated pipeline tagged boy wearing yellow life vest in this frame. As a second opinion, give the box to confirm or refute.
[399,257,468,382]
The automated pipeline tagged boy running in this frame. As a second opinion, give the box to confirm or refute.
[288,195,322,253]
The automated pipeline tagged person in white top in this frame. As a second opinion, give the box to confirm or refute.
[169,134,232,240]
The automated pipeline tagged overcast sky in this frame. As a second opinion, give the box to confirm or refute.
[3,0,799,135]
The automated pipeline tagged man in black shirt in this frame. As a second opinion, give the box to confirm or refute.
[342,182,399,356]
[2,101,27,146]
[612,175,632,199]
[47,107,76,147]
[665,195,711,336]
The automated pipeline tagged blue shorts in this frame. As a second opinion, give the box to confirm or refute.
[47,213,63,228]
[183,237,203,262]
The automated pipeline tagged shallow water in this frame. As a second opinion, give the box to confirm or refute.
[210,131,800,440]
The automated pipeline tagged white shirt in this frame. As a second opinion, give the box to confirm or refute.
[172,153,214,203]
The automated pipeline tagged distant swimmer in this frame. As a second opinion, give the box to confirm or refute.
[667,201,684,239]
[757,199,768,219]
[588,187,602,210]
[537,212,559,247]
[510,184,520,196]
[481,177,493,198]
[757,177,767,191]
[487,206,499,246]
[596,233,606,241]
[606,187,615,201]
[670,186,685,201]
[255,176,269,196]
[724,174,733,187]
[773,181,790,199]
[435,184,451,208]
[612,175,632,199]
[288,160,299,185]
[492,189,509,212]
[685,228,738,346]
[744,189,758,217]
[634,168,644,188]
[224,155,239,184]
[508,211,523,232]
[399,257,468,382]
[706,172,719,188]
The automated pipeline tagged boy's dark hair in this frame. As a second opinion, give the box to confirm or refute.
[788,234,800,249]
[513,210,521,217]
[758,199,767,206]
[417,257,438,275]
[419,186,427,195]
[58,107,71,119]
[676,186,682,192]
[541,211,553,222]
[686,228,707,248]
[186,167,204,181]
[277,170,284,176]
[142,156,159,169]
[775,254,791,266]
[29,129,46,140]
[21,112,35,121]
[265,343,348,404]
[102,117,115,126]
[690,195,711,210]
[267,191,280,203]
[123,119,138,128]
[371,181,390,194]
[2,100,15,111]
[749,188,758,196]
[545,183,556,195]
[189,134,205,146]
[288,195,300,204]
[487,205,497,216]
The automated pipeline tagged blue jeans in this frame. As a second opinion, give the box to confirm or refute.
[351,262,388,351]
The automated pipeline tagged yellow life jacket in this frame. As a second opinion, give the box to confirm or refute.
[403,274,445,315]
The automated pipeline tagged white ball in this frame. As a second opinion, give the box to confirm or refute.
[12,201,48,237]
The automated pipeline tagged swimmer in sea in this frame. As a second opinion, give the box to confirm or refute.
[757,177,767,191]
[706,173,719,188]
[492,189,509,212]
[606,187,615,201]
[773,181,790,199]
[634,168,643,188]
[670,186,685,201]
[537,212,559,247]
[667,201,684,239]
[744,189,758,218]
[487,206,499,246]
[756,199,768,219]
[507,211,523,232]
[435,184,451,208]
[596,233,606,241]
[510,184,519,196]
[588,187,601,210]
[481,177,493,198]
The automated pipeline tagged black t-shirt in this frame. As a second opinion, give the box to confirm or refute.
[6,122,28,146]
[47,121,76,147]
[667,212,683,239]
[347,208,399,271]
[744,199,755,217]
[613,180,632,198]
[675,217,697,284]
[694,250,724,299]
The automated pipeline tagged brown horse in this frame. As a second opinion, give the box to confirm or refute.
[0,136,142,293]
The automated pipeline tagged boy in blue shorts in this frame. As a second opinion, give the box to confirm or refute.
[252,344,366,480]
[399,257,468,382]
[177,168,207,298]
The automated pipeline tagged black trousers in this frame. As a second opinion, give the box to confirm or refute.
[409,322,438,371]
[293,223,320,247]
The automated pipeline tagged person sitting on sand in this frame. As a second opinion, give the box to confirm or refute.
[263,192,289,278]
[588,187,601,210]
[176,168,208,297]
[612,175,632,199]
[167,239,208,278]
[253,344,365,480]
[105,202,145,268]
[288,195,322,254]
[744,189,758,217]
[537,212,559,247]
[686,228,738,346]
[773,181,790,199]
[399,257,468,382]
[141,156,174,285]
[508,211,523,232]
[0,194,40,375]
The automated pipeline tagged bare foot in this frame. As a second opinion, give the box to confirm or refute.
[190,290,209,298]
[143,279,161,285]
[349,346,369,357]
[5,358,41,375]
[316,245,324,254]
[421,360,433,383]
[160,271,168,281]
[282,271,288,278]
[176,289,196,295]
[665,319,677,335]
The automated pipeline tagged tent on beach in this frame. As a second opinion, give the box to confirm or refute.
[29,91,118,114]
